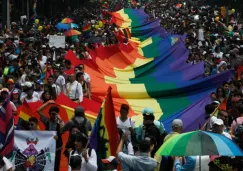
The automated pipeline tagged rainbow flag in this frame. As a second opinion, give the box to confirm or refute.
[90,87,119,160]
[123,28,132,39]
[64,8,234,132]
[82,24,91,38]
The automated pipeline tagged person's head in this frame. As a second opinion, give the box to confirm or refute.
[35,80,44,90]
[12,89,19,100]
[74,66,81,73]
[212,100,220,108]
[69,155,82,171]
[205,104,215,115]
[218,110,228,125]
[71,125,80,136]
[120,104,129,120]
[69,74,76,83]
[6,78,14,90]
[49,106,59,121]
[102,156,118,170]
[142,107,155,126]
[74,133,88,151]
[223,82,230,93]
[172,119,183,133]
[216,87,225,97]
[139,139,152,153]
[231,97,242,109]
[79,64,84,72]
[210,92,217,100]
[42,90,51,102]
[47,75,54,85]
[76,72,84,82]
[53,68,60,77]
[74,106,85,117]
[212,119,224,134]
[28,117,38,130]
[65,59,71,69]
[0,88,9,99]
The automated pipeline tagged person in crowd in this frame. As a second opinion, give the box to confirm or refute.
[76,72,89,98]
[28,117,38,131]
[61,106,92,137]
[212,119,232,139]
[47,75,61,97]
[0,155,13,171]
[173,156,197,171]
[116,133,157,171]
[20,82,40,102]
[69,155,82,171]
[64,125,81,159]
[54,66,66,92]
[164,119,183,142]
[10,89,22,108]
[102,156,119,171]
[37,101,64,171]
[65,74,83,103]
[69,133,97,171]
[231,104,243,149]
[1,88,17,116]
[34,80,44,97]
[41,90,53,103]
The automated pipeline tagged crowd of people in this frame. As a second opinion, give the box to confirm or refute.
[0,0,243,170]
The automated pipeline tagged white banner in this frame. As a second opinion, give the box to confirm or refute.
[11,131,56,171]
[49,35,65,48]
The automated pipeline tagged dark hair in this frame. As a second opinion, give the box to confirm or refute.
[238,105,243,114]
[41,90,52,103]
[65,59,71,65]
[75,133,88,147]
[49,106,59,114]
[120,104,129,111]
[29,117,38,124]
[139,139,151,153]
[70,155,82,170]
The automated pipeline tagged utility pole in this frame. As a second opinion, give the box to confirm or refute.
[6,0,10,28]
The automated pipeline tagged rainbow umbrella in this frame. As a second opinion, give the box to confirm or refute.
[64,29,81,37]
[156,130,243,156]
[61,18,74,24]
[69,23,79,29]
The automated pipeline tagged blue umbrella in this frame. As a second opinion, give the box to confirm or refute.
[56,23,70,31]
[70,23,79,29]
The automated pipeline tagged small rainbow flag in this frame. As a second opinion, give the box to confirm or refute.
[90,87,119,161]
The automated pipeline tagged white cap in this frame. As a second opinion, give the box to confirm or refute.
[24,82,32,88]
[172,119,183,128]
[213,119,224,126]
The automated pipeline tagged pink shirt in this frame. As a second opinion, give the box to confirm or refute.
[231,117,243,135]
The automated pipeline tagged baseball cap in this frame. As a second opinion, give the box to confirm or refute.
[24,82,32,88]
[35,80,43,85]
[213,119,224,126]
[7,79,14,84]
[142,107,154,115]
[172,119,183,128]
[101,156,118,165]
[13,89,19,94]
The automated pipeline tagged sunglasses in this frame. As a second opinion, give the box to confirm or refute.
[50,112,57,116]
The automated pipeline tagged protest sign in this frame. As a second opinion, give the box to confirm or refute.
[49,35,65,48]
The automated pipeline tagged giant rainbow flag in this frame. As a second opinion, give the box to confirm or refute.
[65,8,234,132]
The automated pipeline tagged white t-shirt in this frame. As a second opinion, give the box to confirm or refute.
[116,117,135,143]
[42,55,47,64]
[20,91,40,103]
[198,28,204,41]
[0,157,13,171]
[213,52,223,59]
[24,97,39,103]
[84,73,91,83]
[55,75,65,90]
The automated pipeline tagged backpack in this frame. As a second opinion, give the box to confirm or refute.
[234,118,243,148]
[71,118,88,136]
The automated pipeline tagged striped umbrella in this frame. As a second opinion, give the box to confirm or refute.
[156,130,243,156]
[61,18,74,24]
[64,29,81,37]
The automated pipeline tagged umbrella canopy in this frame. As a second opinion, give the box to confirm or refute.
[156,130,243,156]
[56,23,70,31]
[61,18,74,24]
[64,29,81,37]
[70,23,79,29]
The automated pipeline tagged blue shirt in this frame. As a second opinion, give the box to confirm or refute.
[118,152,157,171]
[174,156,196,171]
